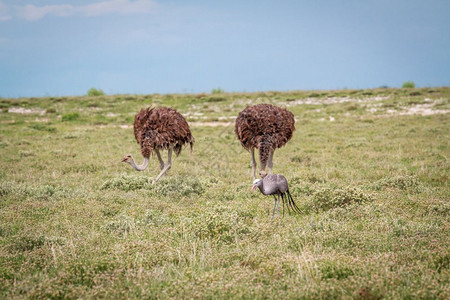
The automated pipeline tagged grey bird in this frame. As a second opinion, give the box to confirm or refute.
[252,173,303,217]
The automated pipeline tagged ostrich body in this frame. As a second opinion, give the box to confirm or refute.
[235,104,295,179]
[252,174,302,217]
[122,106,194,183]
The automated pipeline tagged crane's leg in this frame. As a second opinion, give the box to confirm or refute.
[155,149,165,170]
[250,148,257,180]
[277,194,281,216]
[272,195,280,219]
[154,148,172,183]
[272,195,278,218]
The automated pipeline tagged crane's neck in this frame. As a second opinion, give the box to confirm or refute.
[257,184,268,195]
[130,157,149,171]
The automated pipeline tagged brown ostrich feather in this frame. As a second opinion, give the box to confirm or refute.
[235,103,295,167]
[133,106,194,158]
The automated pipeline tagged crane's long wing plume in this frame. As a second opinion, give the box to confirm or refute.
[286,190,303,214]
[280,193,289,216]
[281,193,290,217]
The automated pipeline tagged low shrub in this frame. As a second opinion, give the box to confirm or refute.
[61,112,80,122]
[402,81,415,89]
[186,207,252,243]
[206,96,226,102]
[0,181,70,201]
[211,87,224,94]
[0,181,16,196]
[138,209,174,227]
[373,175,421,192]
[19,150,34,157]
[291,155,311,165]
[100,174,151,192]
[87,88,105,96]
[10,235,46,252]
[103,214,136,238]
[153,176,203,197]
[29,124,57,132]
[311,186,373,211]
[319,260,355,280]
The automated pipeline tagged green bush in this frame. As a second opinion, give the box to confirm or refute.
[311,186,373,211]
[10,235,46,252]
[187,207,251,243]
[139,209,174,227]
[100,174,151,192]
[61,112,80,122]
[153,176,203,197]
[103,215,136,238]
[29,124,57,132]
[0,181,16,196]
[206,96,226,102]
[211,87,224,94]
[87,88,105,96]
[402,81,415,88]
[373,175,421,192]
[319,260,355,279]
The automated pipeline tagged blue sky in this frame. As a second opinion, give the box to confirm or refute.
[0,0,449,98]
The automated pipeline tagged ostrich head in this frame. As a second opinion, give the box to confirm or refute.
[259,170,267,178]
[121,154,149,171]
[252,179,262,191]
[121,154,133,164]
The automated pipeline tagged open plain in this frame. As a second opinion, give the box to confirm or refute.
[0,87,449,298]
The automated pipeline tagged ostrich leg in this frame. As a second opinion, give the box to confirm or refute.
[267,149,274,174]
[259,145,269,176]
[250,148,257,179]
[154,148,172,183]
[155,149,165,170]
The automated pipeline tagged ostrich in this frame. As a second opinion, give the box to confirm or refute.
[121,106,194,183]
[252,173,303,217]
[235,104,295,179]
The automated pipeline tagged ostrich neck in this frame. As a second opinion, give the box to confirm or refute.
[131,157,149,171]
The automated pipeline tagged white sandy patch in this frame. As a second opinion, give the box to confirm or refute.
[283,96,390,107]
[8,107,46,115]
[364,98,449,117]
[392,103,449,116]
[218,116,236,121]
[34,118,50,122]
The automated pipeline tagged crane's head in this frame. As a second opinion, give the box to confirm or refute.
[252,179,262,191]
[121,154,133,163]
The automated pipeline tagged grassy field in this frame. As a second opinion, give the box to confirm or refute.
[0,87,449,299]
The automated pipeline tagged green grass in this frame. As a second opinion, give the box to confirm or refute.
[0,88,449,298]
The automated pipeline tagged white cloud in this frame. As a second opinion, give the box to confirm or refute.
[80,0,156,17]
[12,0,157,21]
[18,4,73,21]
[0,1,12,21]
